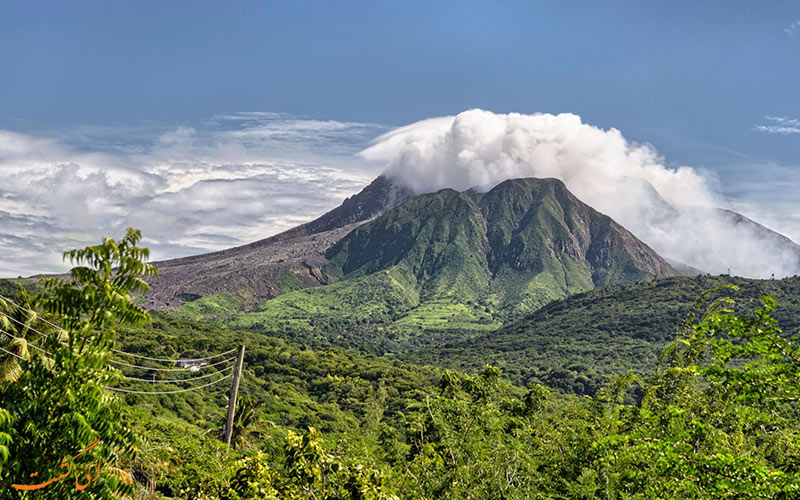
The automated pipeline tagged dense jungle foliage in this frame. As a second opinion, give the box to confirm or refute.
[3,231,800,498]
[415,275,800,392]
[175,273,800,398]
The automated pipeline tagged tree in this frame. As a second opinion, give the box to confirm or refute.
[224,426,396,500]
[591,288,800,498]
[0,228,157,498]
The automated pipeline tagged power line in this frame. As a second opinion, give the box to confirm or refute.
[0,293,62,332]
[0,342,56,373]
[1,294,243,396]
[121,365,234,383]
[1,323,235,373]
[104,372,233,394]
[0,344,25,361]
[1,293,237,367]
[0,310,54,341]
[0,328,236,386]
[110,347,237,363]
[0,327,54,356]
[109,356,235,372]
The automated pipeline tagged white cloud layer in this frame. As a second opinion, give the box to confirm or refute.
[2,109,797,281]
[361,109,800,278]
[0,113,385,276]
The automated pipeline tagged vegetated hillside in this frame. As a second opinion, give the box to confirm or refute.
[1,275,446,444]
[326,177,676,319]
[189,177,676,349]
[0,279,34,298]
[117,298,800,498]
[413,275,800,394]
[114,312,445,435]
[141,175,413,309]
[112,312,526,497]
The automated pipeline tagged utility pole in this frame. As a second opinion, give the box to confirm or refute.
[224,345,245,448]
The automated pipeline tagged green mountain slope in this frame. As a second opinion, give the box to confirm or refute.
[478,178,675,317]
[412,275,800,393]
[324,188,492,303]
[326,178,676,317]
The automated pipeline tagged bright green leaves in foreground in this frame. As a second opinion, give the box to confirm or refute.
[224,427,396,500]
[369,289,800,499]
[591,288,800,499]
[370,288,800,499]
[0,228,156,499]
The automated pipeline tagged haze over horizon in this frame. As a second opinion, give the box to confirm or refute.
[0,1,798,276]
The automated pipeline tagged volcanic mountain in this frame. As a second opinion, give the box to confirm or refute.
[615,177,800,278]
[145,176,681,341]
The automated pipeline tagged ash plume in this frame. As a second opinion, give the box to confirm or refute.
[360,109,800,278]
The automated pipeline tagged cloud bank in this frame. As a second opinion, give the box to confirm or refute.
[2,109,797,280]
[361,109,800,278]
[0,113,385,276]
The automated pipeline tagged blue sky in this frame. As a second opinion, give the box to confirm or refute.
[0,1,798,275]
[2,1,798,159]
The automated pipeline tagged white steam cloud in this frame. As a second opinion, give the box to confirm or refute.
[360,109,800,278]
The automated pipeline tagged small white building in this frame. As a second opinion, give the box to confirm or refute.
[177,360,207,371]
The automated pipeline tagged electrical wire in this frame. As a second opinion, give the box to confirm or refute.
[0,344,25,361]
[121,365,233,383]
[0,293,62,332]
[1,294,238,366]
[109,355,235,372]
[110,347,237,363]
[0,310,54,341]
[0,327,53,356]
[104,372,233,394]
[0,295,241,393]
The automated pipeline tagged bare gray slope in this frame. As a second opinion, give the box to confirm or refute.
[143,175,413,308]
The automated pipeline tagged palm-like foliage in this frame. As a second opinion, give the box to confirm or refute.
[207,394,270,449]
[0,287,64,383]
